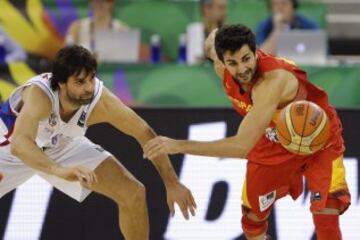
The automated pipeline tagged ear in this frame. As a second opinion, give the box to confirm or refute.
[59,82,66,90]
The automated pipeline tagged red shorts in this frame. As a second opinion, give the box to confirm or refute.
[242,154,350,219]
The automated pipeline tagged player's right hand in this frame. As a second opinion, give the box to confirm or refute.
[205,28,218,59]
[53,166,98,186]
[0,172,3,182]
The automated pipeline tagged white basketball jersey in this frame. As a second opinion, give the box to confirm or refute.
[6,73,103,148]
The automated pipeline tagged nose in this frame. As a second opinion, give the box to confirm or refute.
[237,65,247,75]
[84,80,95,93]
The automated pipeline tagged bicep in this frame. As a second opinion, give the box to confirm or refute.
[90,88,151,139]
[14,106,40,141]
[12,86,51,141]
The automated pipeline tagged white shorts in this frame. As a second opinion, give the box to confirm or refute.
[0,137,111,202]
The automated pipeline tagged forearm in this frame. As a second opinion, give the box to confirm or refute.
[11,137,60,175]
[176,136,248,159]
[150,155,179,186]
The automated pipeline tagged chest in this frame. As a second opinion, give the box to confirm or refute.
[224,80,255,116]
[38,111,86,139]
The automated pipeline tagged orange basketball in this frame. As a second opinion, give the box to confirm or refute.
[276,100,330,155]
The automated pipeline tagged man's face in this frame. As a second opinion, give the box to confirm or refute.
[61,69,96,106]
[223,45,257,84]
[206,0,227,26]
[271,0,295,23]
[90,0,114,18]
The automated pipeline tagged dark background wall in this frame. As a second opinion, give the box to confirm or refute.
[0,108,359,240]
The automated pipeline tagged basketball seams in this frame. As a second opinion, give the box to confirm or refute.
[276,128,292,143]
[302,110,327,142]
[297,102,309,154]
[276,101,330,155]
[276,106,292,144]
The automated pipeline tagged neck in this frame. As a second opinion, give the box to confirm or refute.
[59,90,80,117]
[92,15,112,29]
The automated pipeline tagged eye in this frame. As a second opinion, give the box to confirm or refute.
[228,62,237,67]
[76,79,85,85]
[243,57,250,63]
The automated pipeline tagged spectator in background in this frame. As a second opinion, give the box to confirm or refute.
[66,0,128,54]
[187,0,227,64]
[201,0,228,38]
[65,0,149,62]
[256,0,318,54]
[0,26,27,64]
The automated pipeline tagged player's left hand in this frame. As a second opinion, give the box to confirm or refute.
[165,181,197,220]
[143,136,180,159]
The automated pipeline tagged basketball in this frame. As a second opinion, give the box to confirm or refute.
[276,100,330,155]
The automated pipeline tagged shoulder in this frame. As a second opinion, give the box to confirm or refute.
[87,86,123,125]
[67,18,90,32]
[256,17,272,32]
[113,19,130,31]
[256,17,273,44]
[94,86,114,109]
[253,69,298,100]
[21,84,52,119]
[296,14,319,29]
[66,19,82,40]
[68,19,82,30]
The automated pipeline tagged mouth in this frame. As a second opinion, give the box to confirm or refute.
[81,93,94,99]
[236,72,251,82]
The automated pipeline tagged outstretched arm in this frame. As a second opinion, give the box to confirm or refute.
[89,87,197,219]
[144,70,298,159]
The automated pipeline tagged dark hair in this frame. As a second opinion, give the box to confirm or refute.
[50,45,97,91]
[267,0,299,10]
[215,24,256,62]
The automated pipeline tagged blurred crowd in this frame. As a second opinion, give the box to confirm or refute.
[0,0,357,67]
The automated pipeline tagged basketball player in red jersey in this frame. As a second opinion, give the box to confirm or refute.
[144,24,350,240]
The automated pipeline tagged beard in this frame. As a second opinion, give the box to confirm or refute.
[235,70,253,84]
[66,91,94,106]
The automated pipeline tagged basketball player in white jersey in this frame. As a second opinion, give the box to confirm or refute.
[0,45,196,239]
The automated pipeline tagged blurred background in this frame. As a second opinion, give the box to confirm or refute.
[0,0,359,239]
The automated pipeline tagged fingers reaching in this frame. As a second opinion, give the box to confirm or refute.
[175,193,197,220]
[179,201,190,220]
[188,193,197,217]
[145,145,164,160]
[143,137,162,159]
[190,192,197,210]
[167,200,175,218]
[76,167,97,187]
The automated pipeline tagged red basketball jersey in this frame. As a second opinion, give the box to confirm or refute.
[222,49,344,165]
